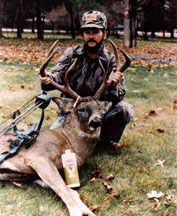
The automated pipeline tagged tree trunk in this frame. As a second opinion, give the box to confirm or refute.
[144,31,148,40]
[36,0,44,40]
[123,0,131,48]
[70,10,75,39]
[17,0,23,38]
[0,0,4,37]
[132,15,137,47]
[64,0,75,39]
[32,16,35,33]
[124,0,137,48]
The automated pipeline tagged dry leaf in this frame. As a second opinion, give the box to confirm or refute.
[81,197,86,204]
[173,100,177,109]
[164,194,174,201]
[39,205,45,212]
[113,143,125,151]
[132,90,140,93]
[154,160,166,167]
[106,174,114,180]
[144,110,157,119]
[90,177,96,182]
[45,115,51,120]
[123,199,133,204]
[102,181,113,194]
[89,205,101,213]
[147,191,164,199]
[150,199,161,212]
[20,84,25,89]
[156,128,165,133]
[91,165,101,177]
[12,181,22,188]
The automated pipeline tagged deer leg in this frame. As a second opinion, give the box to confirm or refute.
[27,157,95,216]
[67,187,96,216]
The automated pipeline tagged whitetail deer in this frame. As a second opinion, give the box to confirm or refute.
[0,40,130,216]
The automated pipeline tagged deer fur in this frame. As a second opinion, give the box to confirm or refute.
[0,97,111,216]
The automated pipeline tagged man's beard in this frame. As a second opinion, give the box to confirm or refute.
[84,39,103,54]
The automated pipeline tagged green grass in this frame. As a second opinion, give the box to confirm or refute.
[0,37,177,216]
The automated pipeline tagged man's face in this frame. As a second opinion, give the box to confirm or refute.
[83,28,106,53]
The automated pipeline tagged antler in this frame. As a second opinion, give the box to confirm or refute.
[93,39,131,99]
[39,40,81,100]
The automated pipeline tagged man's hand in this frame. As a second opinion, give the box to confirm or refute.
[40,73,52,85]
[109,68,123,86]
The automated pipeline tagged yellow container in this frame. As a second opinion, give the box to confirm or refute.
[62,149,80,188]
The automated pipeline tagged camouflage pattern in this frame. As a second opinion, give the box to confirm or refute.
[80,10,107,30]
[42,44,126,104]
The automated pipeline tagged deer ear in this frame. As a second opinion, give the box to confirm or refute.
[52,97,74,112]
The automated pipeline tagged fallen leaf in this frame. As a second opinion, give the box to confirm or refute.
[20,84,25,89]
[123,199,133,204]
[144,110,157,118]
[90,177,96,182]
[39,205,45,212]
[147,191,164,199]
[106,174,114,180]
[91,165,102,177]
[12,182,22,188]
[173,100,177,109]
[113,143,125,151]
[89,205,101,213]
[164,194,174,201]
[81,197,86,204]
[45,115,51,120]
[154,160,166,167]
[156,128,165,133]
[102,181,113,194]
[150,199,161,212]
[113,193,121,199]
[132,90,140,93]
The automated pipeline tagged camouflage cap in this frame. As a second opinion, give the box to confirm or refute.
[80,10,107,30]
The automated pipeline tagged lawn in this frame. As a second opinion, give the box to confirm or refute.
[0,35,177,216]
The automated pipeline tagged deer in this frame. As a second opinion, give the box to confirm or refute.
[0,40,130,216]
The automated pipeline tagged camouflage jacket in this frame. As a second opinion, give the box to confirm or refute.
[42,43,126,104]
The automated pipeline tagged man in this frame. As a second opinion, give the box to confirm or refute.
[40,10,133,150]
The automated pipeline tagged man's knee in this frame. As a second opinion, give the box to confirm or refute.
[119,101,134,123]
[103,101,133,124]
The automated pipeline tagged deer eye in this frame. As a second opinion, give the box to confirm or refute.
[77,108,85,114]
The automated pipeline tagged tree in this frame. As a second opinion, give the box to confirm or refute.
[165,0,177,38]
[63,0,76,39]
[17,0,23,38]
[123,0,152,48]
[36,0,44,39]
[0,0,4,37]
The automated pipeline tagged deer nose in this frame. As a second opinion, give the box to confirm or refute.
[89,118,102,128]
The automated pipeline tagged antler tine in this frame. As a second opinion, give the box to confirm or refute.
[93,58,111,99]
[50,59,81,100]
[94,40,131,99]
[108,39,119,66]
[39,40,59,77]
[109,39,131,73]
[46,40,59,58]
[39,40,80,100]
[117,48,131,72]
[39,48,58,77]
